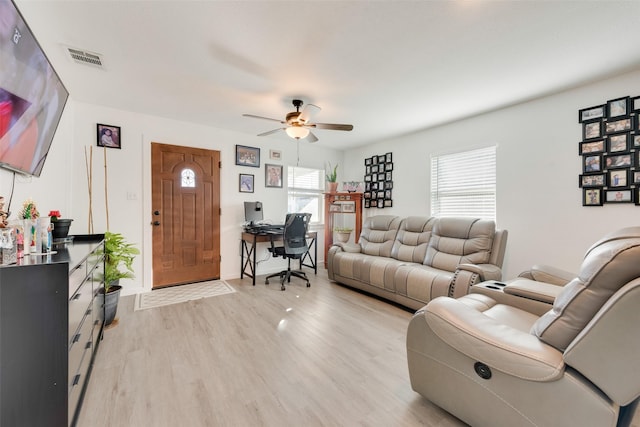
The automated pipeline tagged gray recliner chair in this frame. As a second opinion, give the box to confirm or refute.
[406,227,640,427]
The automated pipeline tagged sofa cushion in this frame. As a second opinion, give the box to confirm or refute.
[391,216,435,263]
[425,217,495,271]
[394,264,455,303]
[359,215,401,257]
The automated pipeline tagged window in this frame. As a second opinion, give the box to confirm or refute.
[287,166,324,224]
[181,168,195,187]
[430,145,496,220]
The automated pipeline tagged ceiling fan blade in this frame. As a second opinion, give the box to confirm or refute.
[243,114,285,124]
[257,128,284,137]
[311,123,354,131]
[305,131,319,143]
[298,104,321,124]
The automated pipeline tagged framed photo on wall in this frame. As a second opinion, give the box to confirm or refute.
[583,120,602,140]
[265,164,283,188]
[605,189,633,203]
[239,174,254,193]
[583,154,602,173]
[236,145,260,167]
[608,169,628,188]
[579,173,605,188]
[97,123,121,149]
[583,188,603,206]
[606,96,630,118]
[605,117,633,134]
[607,133,629,153]
[579,105,605,123]
[579,139,604,154]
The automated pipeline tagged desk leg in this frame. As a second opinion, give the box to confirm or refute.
[241,237,258,286]
[300,235,317,275]
[251,235,257,286]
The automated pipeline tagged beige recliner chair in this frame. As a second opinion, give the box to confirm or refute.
[406,227,640,427]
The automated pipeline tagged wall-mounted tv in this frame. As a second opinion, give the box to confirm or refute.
[0,0,69,177]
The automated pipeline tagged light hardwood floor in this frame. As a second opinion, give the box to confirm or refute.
[76,269,639,427]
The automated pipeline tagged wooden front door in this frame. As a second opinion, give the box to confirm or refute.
[151,143,220,288]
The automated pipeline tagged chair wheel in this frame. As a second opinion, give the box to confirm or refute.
[281,285,286,291]
[265,279,269,284]
[306,282,310,287]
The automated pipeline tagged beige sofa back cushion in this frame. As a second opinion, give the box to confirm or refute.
[532,227,640,351]
[391,216,435,263]
[425,217,495,271]
[360,215,401,257]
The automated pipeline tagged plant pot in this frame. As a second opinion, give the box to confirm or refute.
[100,282,122,326]
[335,231,352,243]
[51,219,73,240]
[327,182,338,193]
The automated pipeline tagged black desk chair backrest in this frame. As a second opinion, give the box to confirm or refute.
[283,213,312,258]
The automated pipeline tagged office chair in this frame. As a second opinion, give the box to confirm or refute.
[265,213,312,290]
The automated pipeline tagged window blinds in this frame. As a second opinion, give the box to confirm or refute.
[287,166,324,223]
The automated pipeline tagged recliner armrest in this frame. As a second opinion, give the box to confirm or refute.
[332,242,362,253]
[449,263,503,298]
[422,297,564,381]
[518,264,575,286]
[457,263,502,281]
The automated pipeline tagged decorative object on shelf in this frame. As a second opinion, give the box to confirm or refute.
[99,231,140,326]
[18,198,39,254]
[0,196,8,228]
[96,123,121,149]
[235,144,260,167]
[342,181,363,193]
[48,210,73,240]
[363,153,393,208]
[334,227,353,243]
[578,94,639,206]
[326,162,339,192]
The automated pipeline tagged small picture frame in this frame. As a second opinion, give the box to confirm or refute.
[265,164,283,188]
[329,203,341,212]
[607,133,629,153]
[377,155,386,163]
[633,134,640,147]
[363,192,371,199]
[384,199,393,207]
[384,181,393,189]
[370,199,377,208]
[384,162,393,171]
[377,172,385,182]
[341,202,355,213]
[605,117,633,134]
[378,198,385,208]
[364,174,372,182]
[633,171,640,185]
[385,152,393,163]
[583,154,602,173]
[377,190,385,199]
[579,139,604,154]
[583,188,603,206]
[236,145,260,167]
[371,164,379,173]
[608,169,628,188]
[365,157,373,166]
[579,104,605,123]
[385,171,392,181]
[239,174,254,193]
[269,149,282,160]
[605,153,632,169]
[364,199,371,208]
[97,123,121,149]
[384,189,392,199]
[607,96,630,118]
[366,165,371,174]
[605,189,633,203]
[632,96,640,112]
[579,173,605,188]
[583,120,602,140]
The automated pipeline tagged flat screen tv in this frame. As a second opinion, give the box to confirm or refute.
[0,0,69,177]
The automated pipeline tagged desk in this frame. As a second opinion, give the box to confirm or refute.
[241,231,317,286]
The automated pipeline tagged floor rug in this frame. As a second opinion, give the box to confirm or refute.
[134,280,235,311]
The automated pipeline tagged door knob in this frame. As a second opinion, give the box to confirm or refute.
[153,210,160,216]
[152,221,160,226]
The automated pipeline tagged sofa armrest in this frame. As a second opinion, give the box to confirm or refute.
[332,242,362,253]
[518,264,575,286]
[422,297,564,381]
[449,263,502,298]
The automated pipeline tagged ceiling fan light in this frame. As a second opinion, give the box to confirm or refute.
[285,126,309,140]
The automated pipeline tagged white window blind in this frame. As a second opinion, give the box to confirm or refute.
[287,166,324,224]
[430,146,496,220]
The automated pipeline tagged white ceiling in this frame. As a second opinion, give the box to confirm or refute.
[14,0,640,150]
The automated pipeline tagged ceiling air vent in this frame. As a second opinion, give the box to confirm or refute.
[66,47,104,68]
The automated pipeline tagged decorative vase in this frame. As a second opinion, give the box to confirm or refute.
[327,182,338,193]
[51,218,73,240]
[335,231,352,243]
[100,282,122,326]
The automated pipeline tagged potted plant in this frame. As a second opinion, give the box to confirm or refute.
[99,231,140,326]
[48,210,73,240]
[334,226,353,243]
[326,162,339,193]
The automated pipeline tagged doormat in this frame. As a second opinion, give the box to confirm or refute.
[134,280,235,311]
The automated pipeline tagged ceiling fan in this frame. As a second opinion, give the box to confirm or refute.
[242,99,353,142]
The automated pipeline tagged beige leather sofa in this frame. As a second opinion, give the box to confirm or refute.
[406,226,640,427]
[327,215,508,310]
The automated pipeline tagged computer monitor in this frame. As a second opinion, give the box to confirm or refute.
[244,201,263,225]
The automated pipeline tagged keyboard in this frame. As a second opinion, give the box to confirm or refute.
[246,224,285,233]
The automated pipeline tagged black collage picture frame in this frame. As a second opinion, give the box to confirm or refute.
[578,95,640,206]
[363,152,393,208]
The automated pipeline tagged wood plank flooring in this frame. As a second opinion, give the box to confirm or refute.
[76,269,639,427]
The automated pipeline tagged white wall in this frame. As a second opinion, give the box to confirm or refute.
[343,69,640,279]
[1,101,342,295]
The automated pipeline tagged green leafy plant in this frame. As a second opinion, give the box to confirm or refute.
[100,231,140,293]
[326,162,338,182]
